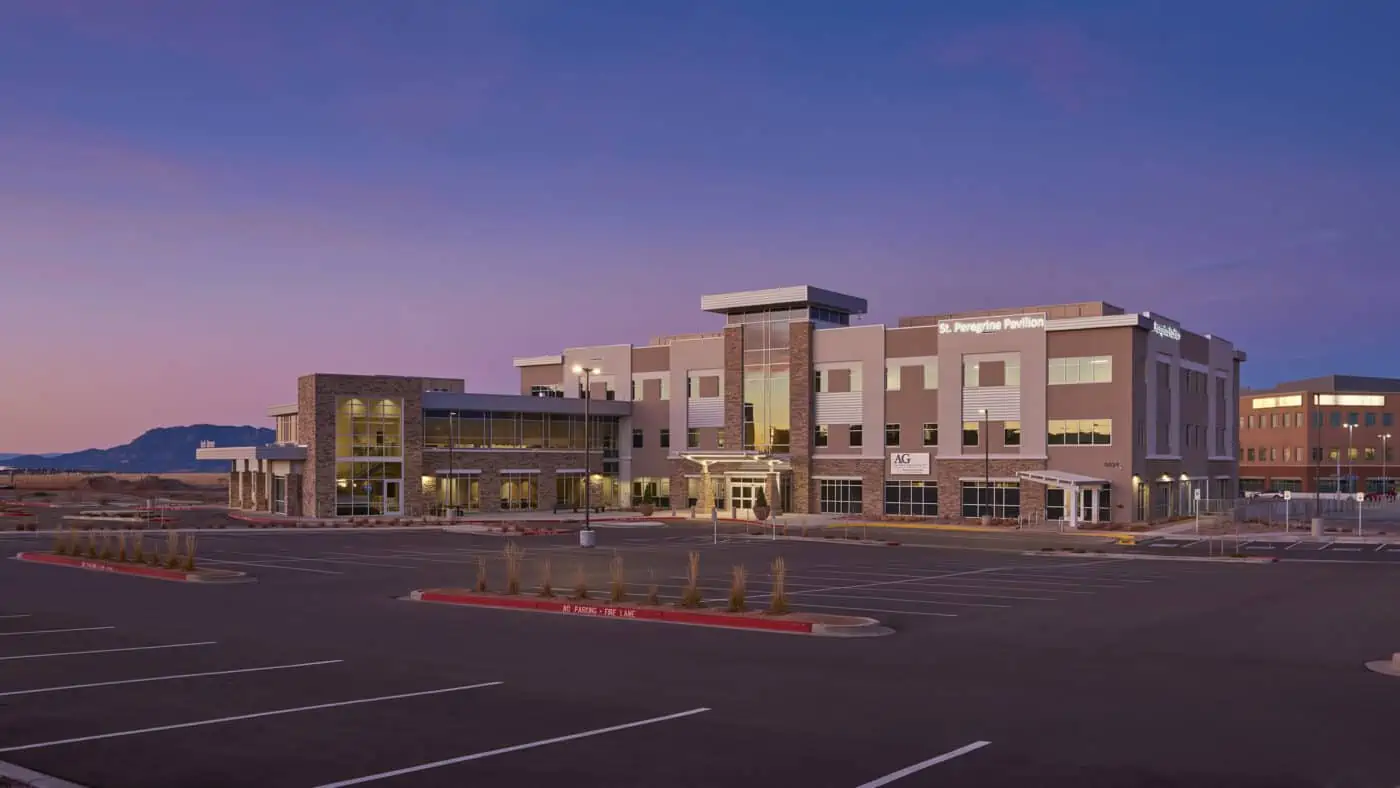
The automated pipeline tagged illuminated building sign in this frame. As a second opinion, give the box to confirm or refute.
[1251,395,1303,409]
[938,314,1046,336]
[1152,322,1182,341]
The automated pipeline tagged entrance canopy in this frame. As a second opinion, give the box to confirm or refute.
[1018,469,1107,488]
[675,451,790,471]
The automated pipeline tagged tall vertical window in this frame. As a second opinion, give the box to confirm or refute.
[963,362,980,387]
[632,429,644,448]
[1004,358,1021,386]
[1004,422,1021,446]
[737,310,792,453]
[849,424,863,447]
[334,397,404,516]
[923,360,938,389]
[814,370,827,393]
[659,429,670,449]
[922,423,937,446]
[818,479,863,514]
[1365,413,1377,426]
[886,365,901,391]
[500,473,538,510]
[815,425,829,447]
[885,423,901,447]
[686,428,699,449]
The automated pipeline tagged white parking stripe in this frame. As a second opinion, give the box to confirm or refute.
[0,681,504,753]
[0,659,342,698]
[0,626,115,638]
[796,602,957,618]
[855,741,992,787]
[795,592,1010,609]
[199,558,341,575]
[0,642,217,662]
[721,579,1060,601]
[206,550,419,570]
[311,707,710,787]
[0,614,31,620]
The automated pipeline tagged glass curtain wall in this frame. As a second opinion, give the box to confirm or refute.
[423,411,617,451]
[335,397,404,515]
[732,309,796,454]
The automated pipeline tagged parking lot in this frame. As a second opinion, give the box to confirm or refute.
[1133,534,1400,562]
[5,525,1400,786]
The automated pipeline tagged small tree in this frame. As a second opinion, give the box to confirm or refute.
[755,487,768,509]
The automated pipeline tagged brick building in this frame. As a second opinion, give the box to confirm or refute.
[200,286,1245,524]
[1239,375,1400,495]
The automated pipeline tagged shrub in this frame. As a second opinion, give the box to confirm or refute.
[646,569,660,606]
[131,533,144,564]
[680,551,704,608]
[99,531,114,561]
[475,557,488,592]
[504,542,524,594]
[538,558,554,598]
[165,530,181,569]
[728,565,748,612]
[608,553,626,602]
[182,533,197,571]
[572,562,589,600]
[767,557,790,615]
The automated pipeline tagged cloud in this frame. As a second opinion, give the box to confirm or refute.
[932,21,1113,109]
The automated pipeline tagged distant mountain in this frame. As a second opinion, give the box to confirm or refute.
[1,425,274,473]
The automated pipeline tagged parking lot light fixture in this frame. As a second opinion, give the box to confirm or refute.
[573,362,603,538]
[1382,433,1392,496]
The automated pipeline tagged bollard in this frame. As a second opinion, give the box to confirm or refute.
[1311,516,1324,538]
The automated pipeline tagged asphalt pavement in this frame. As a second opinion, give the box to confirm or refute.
[3,526,1400,787]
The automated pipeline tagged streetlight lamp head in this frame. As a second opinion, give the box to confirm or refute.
[571,364,584,374]
[591,367,602,375]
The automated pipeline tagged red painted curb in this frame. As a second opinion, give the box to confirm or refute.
[14,552,241,582]
[413,590,813,633]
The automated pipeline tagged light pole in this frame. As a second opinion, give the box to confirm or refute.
[1381,433,1392,496]
[447,411,457,516]
[980,408,990,524]
[573,362,602,545]
[1344,423,1357,495]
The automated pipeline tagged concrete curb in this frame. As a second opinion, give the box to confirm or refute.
[723,533,900,548]
[1365,655,1400,677]
[1022,551,1277,565]
[833,521,1137,544]
[0,760,89,788]
[406,589,889,637]
[13,552,255,583]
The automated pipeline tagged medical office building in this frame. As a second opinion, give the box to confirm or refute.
[200,286,1244,525]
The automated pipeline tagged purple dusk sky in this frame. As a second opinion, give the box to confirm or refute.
[1,1,1397,453]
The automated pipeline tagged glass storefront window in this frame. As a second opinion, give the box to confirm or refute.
[335,461,403,516]
[500,472,538,510]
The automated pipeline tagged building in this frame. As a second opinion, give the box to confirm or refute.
[199,286,1245,524]
[1239,375,1399,494]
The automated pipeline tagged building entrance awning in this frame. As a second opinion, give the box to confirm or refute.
[674,451,791,471]
[1017,469,1108,487]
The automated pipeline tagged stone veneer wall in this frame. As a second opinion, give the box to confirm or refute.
[936,458,1048,521]
[722,326,744,451]
[809,458,885,518]
[420,450,598,512]
[299,374,426,518]
[788,321,814,513]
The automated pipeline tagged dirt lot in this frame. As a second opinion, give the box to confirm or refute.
[7,473,224,490]
[1,473,227,510]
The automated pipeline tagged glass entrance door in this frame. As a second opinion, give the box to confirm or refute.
[729,482,757,517]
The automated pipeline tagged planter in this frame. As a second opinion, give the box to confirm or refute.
[637,504,655,517]
[753,506,771,522]
[14,552,251,583]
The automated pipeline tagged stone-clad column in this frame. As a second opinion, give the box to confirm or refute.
[723,326,744,451]
[252,471,268,511]
[286,474,303,516]
[228,467,240,508]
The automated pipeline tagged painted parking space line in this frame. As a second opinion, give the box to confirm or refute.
[311,706,710,787]
[0,642,218,662]
[199,558,341,575]
[779,566,1130,587]
[674,580,1051,604]
[1285,541,1322,550]
[0,614,31,620]
[795,602,958,618]
[775,577,1097,597]
[0,626,115,638]
[0,659,342,698]
[855,740,992,787]
[204,550,420,570]
[793,592,1011,609]
[0,681,504,754]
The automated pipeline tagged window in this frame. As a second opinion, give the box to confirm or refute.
[336,397,404,459]
[1048,356,1112,385]
[1365,447,1377,461]
[922,423,937,446]
[717,431,725,449]
[1385,413,1395,427]
[1247,415,1256,429]
[686,428,699,449]
[962,422,979,447]
[1330,412,1341,427]
[660,429,670,449]
[1296,446,1303,462]
[1348,412,1359,425]
[961,481,1020,518]
[1348,447,1359,460]
[884,481,938,516]
[1316,394,1385,407]
[1047,419,1112,446]
[818,479,863,514]
[632,429,644,448]
[1328,448,1339,460]
[529,385,563,398]
[1311,447,1323,462]
[604,388,615,401]
[1247,448,1255,461]
[885,423,900,447]
[815,425,829,447]
[814,370,827,393]
[1365,412,1377,426]
[630,477,670,504]
[963,362,980,387]
[686,377,693,398]
[923,360,938,389]
[886,365,901,391]
[500,472,538,511]
[1283,448,1291,462]
[1005,358,1021,386]
[1270,414,1279,428]
[630,379,636,400]
[1270,448,1277,461]
[1004,421,1021,447]
[849,424,863,447]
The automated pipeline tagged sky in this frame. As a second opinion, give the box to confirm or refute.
[1,0,1397,453]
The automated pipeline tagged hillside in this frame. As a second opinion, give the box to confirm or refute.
[1,425,275,473]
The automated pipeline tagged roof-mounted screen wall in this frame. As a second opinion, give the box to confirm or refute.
[726,307,849,326]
